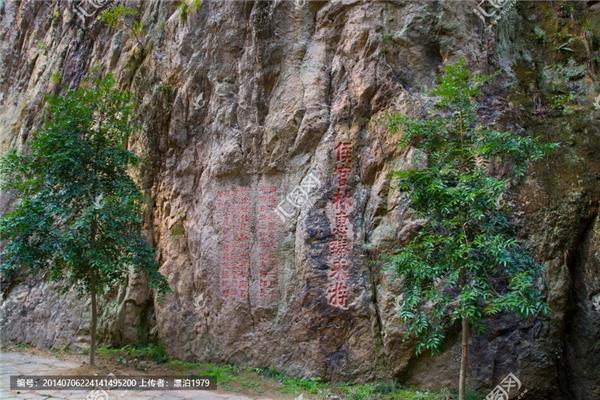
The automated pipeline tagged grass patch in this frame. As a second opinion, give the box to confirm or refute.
[280,377,326,395]
[256,367,326,395]
[49,342,71,355]
[94,344,482,400]
[333,382,452,400]
[166,359,238,385]
[97,343,169,364]
[0,342,35,352]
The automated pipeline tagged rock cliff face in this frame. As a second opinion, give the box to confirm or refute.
[1,1,599,399]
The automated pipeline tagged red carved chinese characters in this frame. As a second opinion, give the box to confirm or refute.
[217,184,280,304]
[327,141,353,309]
[217,187,250,302]
[257,183,279,304]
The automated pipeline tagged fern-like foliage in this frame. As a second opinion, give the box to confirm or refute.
[384,59,557,355]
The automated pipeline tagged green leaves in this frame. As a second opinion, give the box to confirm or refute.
[430,58,487,110]
[98,4,139,29]
[178,0,202,24]
[98,5,146,47]
[0,75,169,296]
[383,60,553,355]
[474,128,559,177]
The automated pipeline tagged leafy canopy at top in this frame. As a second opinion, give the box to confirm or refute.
[0,74,168,295]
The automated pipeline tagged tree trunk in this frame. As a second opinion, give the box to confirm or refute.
[458,317,469,400]
[89,215,98,366]
[90,269,97,366]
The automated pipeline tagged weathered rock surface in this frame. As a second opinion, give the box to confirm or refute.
[1,1,599,399]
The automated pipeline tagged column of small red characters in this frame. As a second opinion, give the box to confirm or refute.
[233,187,250,301]
[218,190,235,299]
[258,184,279,303]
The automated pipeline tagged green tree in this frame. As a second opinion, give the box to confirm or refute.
[384,60,556,400]
[0,75,169,366]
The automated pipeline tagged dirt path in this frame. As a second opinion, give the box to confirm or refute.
[0,352,279,400]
